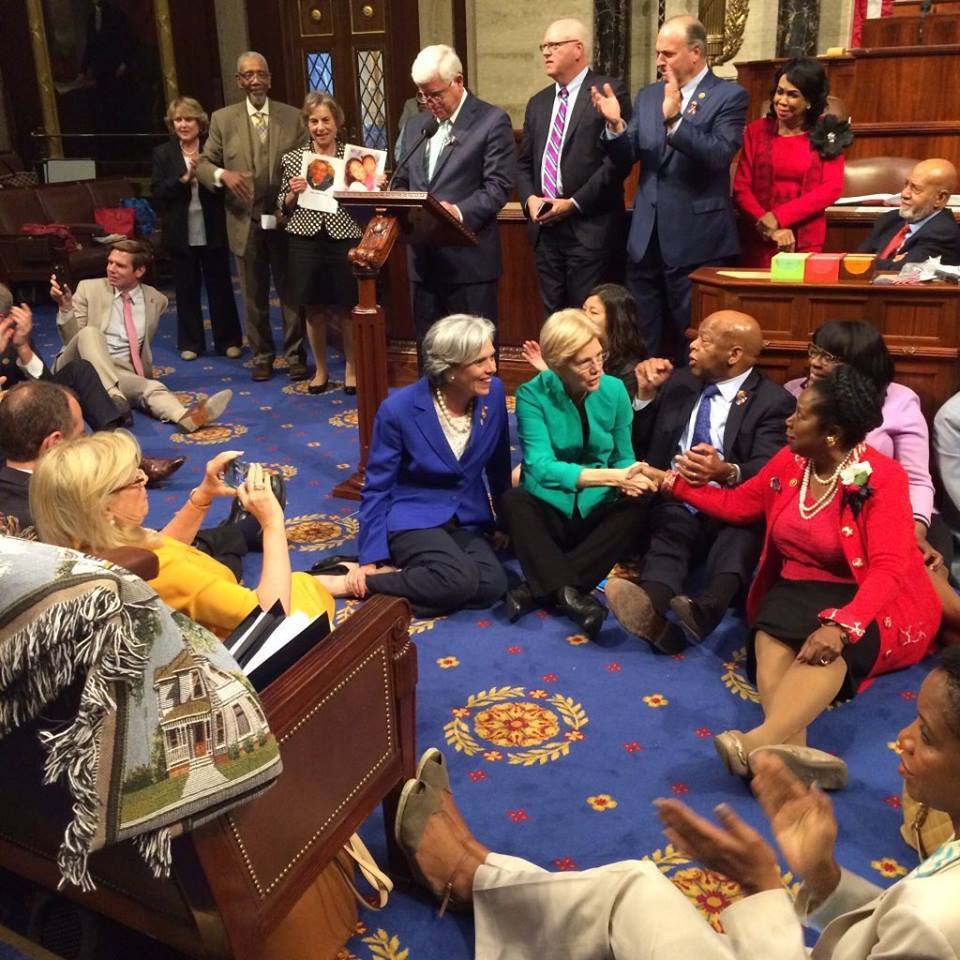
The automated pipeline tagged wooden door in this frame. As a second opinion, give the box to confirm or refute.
[274,0,421,155]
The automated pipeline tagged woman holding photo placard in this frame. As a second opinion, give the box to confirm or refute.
[278,92,362,394]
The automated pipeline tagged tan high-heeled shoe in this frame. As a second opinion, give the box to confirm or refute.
[714,729,750,777]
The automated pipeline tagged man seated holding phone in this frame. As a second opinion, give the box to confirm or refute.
[50,240,233,433]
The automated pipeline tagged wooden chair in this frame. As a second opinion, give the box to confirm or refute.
[0,593,417,959]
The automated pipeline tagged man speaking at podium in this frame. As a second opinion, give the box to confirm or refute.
[392,44,516,351]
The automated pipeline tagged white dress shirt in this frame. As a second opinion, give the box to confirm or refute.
[667,64,709,135]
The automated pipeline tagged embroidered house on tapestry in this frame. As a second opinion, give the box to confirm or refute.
[154,650,269,778]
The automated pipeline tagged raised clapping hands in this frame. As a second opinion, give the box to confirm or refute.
[661,64,682,122]
[634,357,674,400]
[521,339,547,372]
[655,753,841,899]
[590,82,625,134]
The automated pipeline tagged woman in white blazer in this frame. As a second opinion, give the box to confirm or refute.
[392,649,960,959]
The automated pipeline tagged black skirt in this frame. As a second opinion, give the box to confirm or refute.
[751,578,881,702]
[286,233,356,308]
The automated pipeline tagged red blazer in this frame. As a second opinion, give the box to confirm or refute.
[733,117,844,266]
[670,445,940,690]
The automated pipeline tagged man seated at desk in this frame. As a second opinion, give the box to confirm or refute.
[858,157,960,269]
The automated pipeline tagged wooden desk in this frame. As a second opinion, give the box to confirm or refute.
[689,266,960,418]
[891,0,960,15]
[862,12,960,45]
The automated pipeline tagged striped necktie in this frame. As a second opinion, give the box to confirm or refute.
[542,86,569,199]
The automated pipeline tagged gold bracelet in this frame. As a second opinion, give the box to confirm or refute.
[188,488,212,510]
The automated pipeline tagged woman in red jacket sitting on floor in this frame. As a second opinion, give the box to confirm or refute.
[644,365,941,788]
[733,57,850,267]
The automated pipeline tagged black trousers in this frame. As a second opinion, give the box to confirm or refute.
[500,487,648,598]
[194,523,249,583]
[367,523,508,618]
[637,500,762,598]
[171,245,242,355]
[534,220,610,318]
[51,358,123,430]
[625,229,734,364]
[412,278,498,369]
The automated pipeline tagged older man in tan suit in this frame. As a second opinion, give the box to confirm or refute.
[51,240,231,432]
[197,51,306,382]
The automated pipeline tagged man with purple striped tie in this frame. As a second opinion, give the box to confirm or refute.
[518,19,632,317]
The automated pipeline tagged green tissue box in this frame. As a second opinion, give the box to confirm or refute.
[770,252,811,282]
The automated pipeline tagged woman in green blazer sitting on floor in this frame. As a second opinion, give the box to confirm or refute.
[501,308,654,639]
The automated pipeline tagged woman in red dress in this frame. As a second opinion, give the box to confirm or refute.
[642,365,941,788]
[733,58,850,268]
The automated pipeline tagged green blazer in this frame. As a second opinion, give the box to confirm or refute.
[517,370,635,518]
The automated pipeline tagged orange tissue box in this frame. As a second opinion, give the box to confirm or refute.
[839,253,876,280]
[804,253,843,283]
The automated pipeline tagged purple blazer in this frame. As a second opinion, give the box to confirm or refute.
[785,378,934,524]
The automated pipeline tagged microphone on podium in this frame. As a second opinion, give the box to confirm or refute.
[388,116,440,190]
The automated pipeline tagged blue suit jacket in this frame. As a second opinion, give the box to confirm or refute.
[607,70,748,267]
[358,376,512,564]
[391,94,516,284]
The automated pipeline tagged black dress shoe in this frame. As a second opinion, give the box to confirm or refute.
[344,384,357,396]
[251,360,273,382]
[554,585,608,639]
[109,396,134,429]
[309,554,360,575]
[307,379,329,394]
[287,361,310,382]
[669,595,717,644]
[141,455,186,486]
[505,582,536,623]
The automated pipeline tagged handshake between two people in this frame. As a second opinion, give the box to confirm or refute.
[617,443,732,499]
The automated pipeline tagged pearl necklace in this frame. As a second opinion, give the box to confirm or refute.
[435,388,473,434]
[798,448,857,520]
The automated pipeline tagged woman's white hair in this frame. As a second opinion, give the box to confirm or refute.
[411,45,463,85]
[423,314,495,386]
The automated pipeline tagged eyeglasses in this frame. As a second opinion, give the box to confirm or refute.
[570,350,608,372]
[807,343,842,365]
[416,80,456,105]
[110,468,147,494]
[238,70,270,81]
[538,39,579,54]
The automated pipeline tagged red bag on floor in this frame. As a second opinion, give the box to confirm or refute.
[94,206,136,238]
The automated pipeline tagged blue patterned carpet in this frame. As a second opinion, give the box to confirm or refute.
[25,285,933,960]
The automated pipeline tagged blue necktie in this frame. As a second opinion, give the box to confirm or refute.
[690,383,721,449]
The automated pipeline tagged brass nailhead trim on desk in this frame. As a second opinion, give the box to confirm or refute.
[228,644,395,896]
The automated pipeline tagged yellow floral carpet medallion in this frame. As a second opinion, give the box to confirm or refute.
[329,409,359,429]
[285,512,359,551]
[721,646,760,703]
[644,843,800,932]
[445,686,588,766]
[334,599,443,636]
[170,422,249,445]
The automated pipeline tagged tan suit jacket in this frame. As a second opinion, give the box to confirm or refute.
[55,278,168,377]
[721,858,960,960]
[197,98,305,258]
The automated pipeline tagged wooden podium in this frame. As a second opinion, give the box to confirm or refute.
[330,191,477,500]
[690,266,960,419]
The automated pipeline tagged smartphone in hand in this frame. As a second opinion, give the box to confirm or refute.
[536,199,554,219]
[52,263,71,296]
[228,458,251,487]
